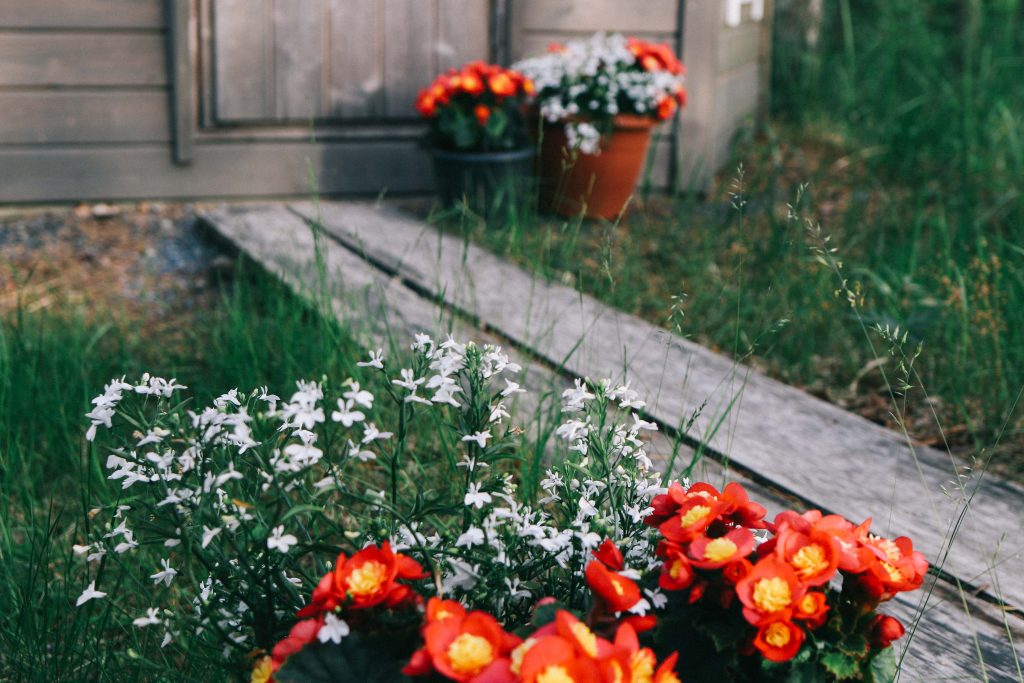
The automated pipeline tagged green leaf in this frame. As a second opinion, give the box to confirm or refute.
[821,651,861,680]
[785,660,828,683]
[694,617,747,652]
[484,108,509,142]
[866,647,898,683]
[280,504,326,523]
[531,601,568,628]
[275,634,413,683]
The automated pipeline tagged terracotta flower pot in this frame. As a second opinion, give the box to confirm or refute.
[538,115,656,220]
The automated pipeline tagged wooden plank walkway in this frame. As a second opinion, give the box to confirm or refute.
[200,202,1023,681]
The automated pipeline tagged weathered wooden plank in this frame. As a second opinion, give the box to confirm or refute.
[168,0,194,164]
[0,34,167,87]
[0,0,164,29]
[327,1,384,118]
[199,202,568,439]
[0,140,431,202]
[290,201,1024,615]
[0,91,169,144]
[382,0,437,117]
[515,0,678,34]
[213,0,274,121]
[273,0,324,120]
[436,0,490,71]
[205,201,1022,681]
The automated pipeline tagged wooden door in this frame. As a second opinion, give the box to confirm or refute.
[211,0,490,124]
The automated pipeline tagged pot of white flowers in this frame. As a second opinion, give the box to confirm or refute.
[515,33,687,220]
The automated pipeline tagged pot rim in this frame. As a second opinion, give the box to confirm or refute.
[429,146,535,162]
[541,114,660,132]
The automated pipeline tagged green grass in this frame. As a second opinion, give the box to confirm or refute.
[450,0,1024,470]
[0,263,374,681]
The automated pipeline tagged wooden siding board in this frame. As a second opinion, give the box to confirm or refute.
[272,0,324,119]
[327,1,384,118]
[436,0,489,71]
[0,0,164,29]
[0,141,431,202]
[382,0,437,118]
[212,0,274,121]
[0,34,167,87]
[676,0,721,190]
[288,201,1024,614]
[0,91,170,144]
[517,0,678,33]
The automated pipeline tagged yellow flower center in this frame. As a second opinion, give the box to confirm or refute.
[679,505,712,528]
[764,622,792,648]
[752,577,792,613]
[704,537,738,562]
[790,543,828,579]
[570,621,599,657]
[631,650,656,683]
[669,559,687,580]
[607,660,625,683]
[509,638,536,676]
[347,560,388,596]
[250,656,274,683]
[870,535,902,562]
[537,665,576,683]
[446,633,495,676]
[435,608,454,621]
[799,595,818,613]
[881,561,904,583]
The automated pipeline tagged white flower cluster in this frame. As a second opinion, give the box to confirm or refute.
[513,32,684,154]
[70,332,668,661]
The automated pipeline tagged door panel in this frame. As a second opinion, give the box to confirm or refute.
[211,0,490,124]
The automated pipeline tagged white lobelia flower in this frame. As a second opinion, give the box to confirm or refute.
[161,632,173,648]
[455,527,485,548]
[150,559,178,587]
[132,607,162,627]
[317,613,351,644]
[461,431,491,449]
[201,526,222,549]
[268,526,298,553]
[501,379,526,397]
[464,482,493,509]
[357,348,385,370]
[361,423,393,444]
[343,381,375,409]
[75,581,107,606]
[391,368,424,392]
[331,399,366,427]
[489,402,510,424]
[631,413,659,432]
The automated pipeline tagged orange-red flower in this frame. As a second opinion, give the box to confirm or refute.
[411,609,520,682]
[592,538,625,571]
[335,541,425,609]
[688,528,755,570]
[869,614,906,649]
[627,38,685,76]
[792,591,829,629]
[753,618,805,662]
[271,616,322,666]
[488,71,516,98]
[774,527,839,587]
[735,556,806,626]
[474,104,492,126]
[658,497,723,544]
[585,560,642,612]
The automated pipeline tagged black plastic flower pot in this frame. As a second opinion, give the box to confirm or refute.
[429,147,535,220]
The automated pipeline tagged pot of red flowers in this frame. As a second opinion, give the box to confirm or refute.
[415,61,535,217]
[514,33,687,220]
